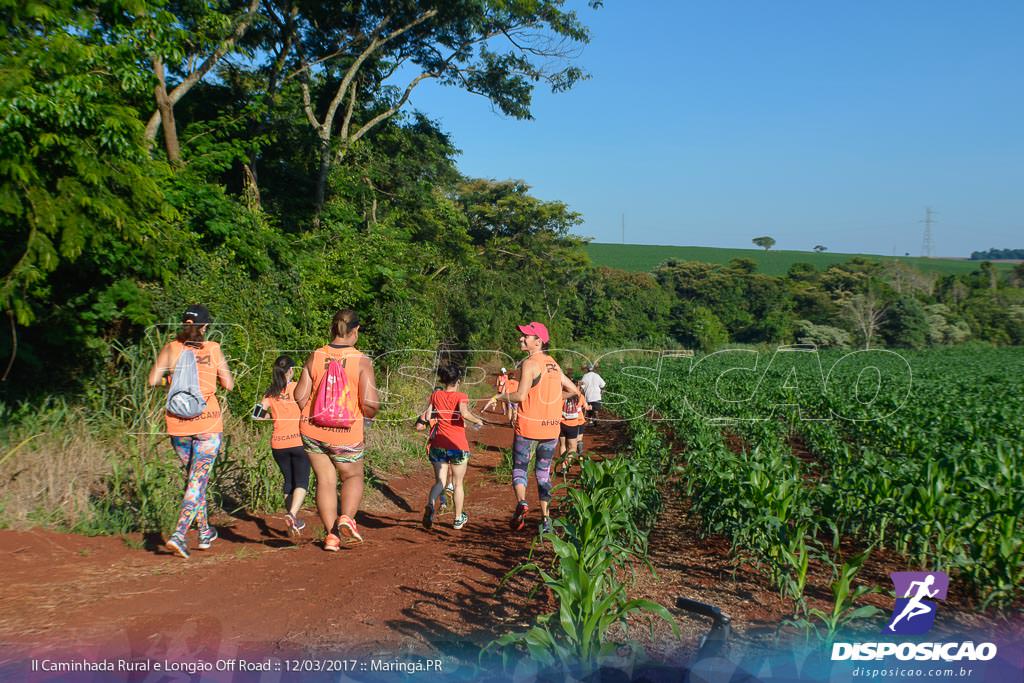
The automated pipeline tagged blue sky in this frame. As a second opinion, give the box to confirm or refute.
[401,1,1022,257]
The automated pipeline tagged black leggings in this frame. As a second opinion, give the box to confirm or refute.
[272,446,311,494]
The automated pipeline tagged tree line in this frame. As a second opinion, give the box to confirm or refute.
[2,0,1021,401]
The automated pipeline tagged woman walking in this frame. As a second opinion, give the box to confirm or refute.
[485,322,585,534]
[255,355,310,535]
[294,309,379,551]
[418,365,484,531]
[558,389,589,474]
[148,305,234,559]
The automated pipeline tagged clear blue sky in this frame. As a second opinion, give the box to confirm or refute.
[402,1,1023,257]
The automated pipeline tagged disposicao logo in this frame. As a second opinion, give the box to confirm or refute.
[831,570,998,663]
[886,571,948,635]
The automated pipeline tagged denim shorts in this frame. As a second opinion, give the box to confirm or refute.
[428,447,471,465]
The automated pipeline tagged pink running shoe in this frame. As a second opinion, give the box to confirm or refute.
[337,515,363,545]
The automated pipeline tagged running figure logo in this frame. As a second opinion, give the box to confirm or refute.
[885,571,948,635]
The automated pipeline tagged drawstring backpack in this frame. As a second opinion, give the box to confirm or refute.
[166,348,207,419]
[311,358,357,429]
[562,395,581,421]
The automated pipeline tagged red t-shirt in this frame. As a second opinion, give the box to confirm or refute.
[428,390,470,452]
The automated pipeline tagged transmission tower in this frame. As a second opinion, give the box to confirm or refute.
[919,207,936,258]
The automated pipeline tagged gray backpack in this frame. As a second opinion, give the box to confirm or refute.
[166,348,208,419]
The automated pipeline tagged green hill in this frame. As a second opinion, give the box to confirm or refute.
[585,243,1013,277]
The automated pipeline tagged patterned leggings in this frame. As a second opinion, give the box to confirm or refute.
[169,433,222,539]
[511,434,558,502]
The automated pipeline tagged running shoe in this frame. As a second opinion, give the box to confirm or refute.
[324,532,341,552]
[443,484,455,509]
[285,513,305,536]
[541,516,553,534]
[337,515,363,545]
[453,513,469,530]
[197,527,218,550]
[166,535,190,559]
[510,500,529,531]
[422,504,435,530]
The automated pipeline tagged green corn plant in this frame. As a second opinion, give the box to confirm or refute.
[791,548,881,643]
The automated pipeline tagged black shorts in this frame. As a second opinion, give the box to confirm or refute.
[560,423,582,439]
[272,446,311,494]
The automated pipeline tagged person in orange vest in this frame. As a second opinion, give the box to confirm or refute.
[558,385,589,475]
[254,355,310,536]
[294,309,380,552]
[485,322,585,534]
[148,305,234,559]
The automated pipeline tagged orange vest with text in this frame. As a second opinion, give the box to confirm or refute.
[515,354,563,440]
[268,381,303,449]
[300,345,365,447]
[164,340,224,436]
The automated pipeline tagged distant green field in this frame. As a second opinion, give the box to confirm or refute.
[586,243,1014,277]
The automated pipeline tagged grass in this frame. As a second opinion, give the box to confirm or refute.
[586,242,1016,277]
[0,340,432,536]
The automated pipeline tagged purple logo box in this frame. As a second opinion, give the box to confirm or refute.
[885,571,949,636]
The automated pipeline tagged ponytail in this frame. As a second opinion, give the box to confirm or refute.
[264,355,295,398]
[330,309,360,338]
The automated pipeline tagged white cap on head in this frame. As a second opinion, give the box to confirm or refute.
[500,367,507,373]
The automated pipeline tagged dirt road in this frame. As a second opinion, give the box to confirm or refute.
[0,415,627,667]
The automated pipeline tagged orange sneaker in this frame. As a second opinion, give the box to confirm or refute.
[324,533,341,552]
[337,515,363,545]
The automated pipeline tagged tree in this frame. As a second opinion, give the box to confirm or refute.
[137,0,264,165]
[280,1,594,212]
[753,236,776,252]
[814,245,827,253]
[837,291,887,349]
[880,296,928,349]
[1,1,178,329]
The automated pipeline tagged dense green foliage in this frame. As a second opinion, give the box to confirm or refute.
[970,248,1024,260]
[2,2,1022,402]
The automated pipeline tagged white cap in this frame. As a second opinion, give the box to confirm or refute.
[500,367,507,373]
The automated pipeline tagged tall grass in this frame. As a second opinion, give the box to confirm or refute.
[0,340,427,535]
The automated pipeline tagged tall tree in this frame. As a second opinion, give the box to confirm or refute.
[139,0,263,165]
[281,0,593,212]
[753,236,776,252]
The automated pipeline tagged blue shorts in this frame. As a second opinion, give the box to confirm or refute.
[428,447,471,465]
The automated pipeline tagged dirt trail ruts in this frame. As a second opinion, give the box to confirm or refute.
[0,404,627,663]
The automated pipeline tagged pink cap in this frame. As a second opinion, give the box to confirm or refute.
[517,322,550,344]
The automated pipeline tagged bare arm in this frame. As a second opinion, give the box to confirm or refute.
[359,355,380,418]
[415,399,433,431]
[215,345,234,391]
[147,343,175,386]
[294,356,314,409]
[459,399,483,426]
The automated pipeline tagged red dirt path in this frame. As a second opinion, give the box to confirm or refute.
[0,411,629,666]
[0,408,1019,672]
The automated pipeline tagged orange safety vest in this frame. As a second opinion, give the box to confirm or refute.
[268,381,303,449]
[299,345,365,447]
[515,354,563,440]
[164,340,224,436]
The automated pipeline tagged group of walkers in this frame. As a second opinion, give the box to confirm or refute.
[149,305,603,558]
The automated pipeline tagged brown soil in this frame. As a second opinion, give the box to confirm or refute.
[0,401,1019,669]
